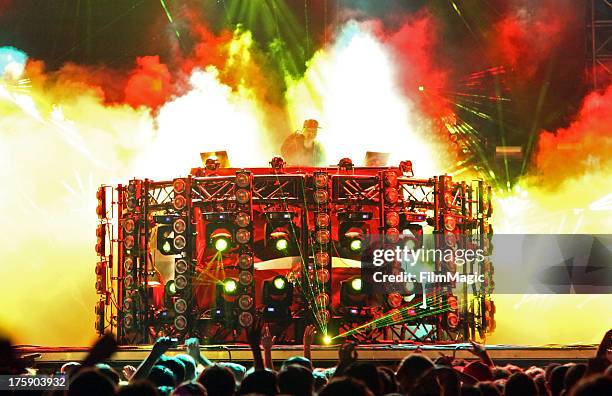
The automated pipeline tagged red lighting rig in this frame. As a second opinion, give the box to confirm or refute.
[95,160,494,345]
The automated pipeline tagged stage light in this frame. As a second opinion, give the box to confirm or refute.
[275,238,289,251]
[315,293,330,307]
[161,241,172,254]
[173,178,186,193]
[124,235,135,250]
[96,187,106,219]
[173,195,186,210]
[173,235,187,250]
[157,226,175,255]
[341,277,365,307]
[123,218,135,234]
[223,278,238,294]
[273,276,286,290]
[175,275,187,290]
[239,311,254,327]
[124,314,134,329]
[383,171,398,187]
[399,161,414,176]
[174,298,187,314]
[323,335,332,345]
[123,257,134,272]
[385,211,400,227]
[215,237,229,252]
[263,275,293,319]
[270,156,286,171]
[316,230,330,244]
[96,224,106,256]
[210,228,232,252]
[315,212,330,228]
[400,223,423,250]
[385,227,400,243]
[235,173,250,188]
[235,228,251,244]
[385,187,399,203]
[316,309,331,324]
[124,275,135,290]
[349,238,362,252]
[235,212,250,228]
[338,157,354,170]
[238,254,253,269]
[95,262,106,294]
[314,173,328,188]
[446,312,459,329]
[315,252,330,268]
[239,271,253,286]
[235,189,250,204]
[165,280,177,296]
[444,215,457,231]
[314,190,328,204]
[175,258,188,274]
[173,218,186,234]
[238,295,254,310]
[174,315,187,331]
[316,269,330,283]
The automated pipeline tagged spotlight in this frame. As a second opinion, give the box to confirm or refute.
[263,275,293,319]
[223,278,238,294]
[349,238,362,252]
[264,214,299,258]
[338,215,368,259]
[210,229,232,252]
[157,226,176,255]
[340,277,366,307]
[322,335,332,345]
[275,237,289,251]
[95,224,106,256]
[96,187,106,219]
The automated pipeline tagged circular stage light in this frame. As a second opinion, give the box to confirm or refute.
[214,237,229,252]
[175,275,188,290]
[174,315,187,331]
[239,271,253,286]
[444,215,457,231]
[315,252,330,267]
[173,195,186,210]
[123,219,135,233]
[314,173,328,188]
[350,239,362,252]
[385,187,399,203]
[236,228,251,244]
[314,190,328,204]
[173,235,187,250]
[173,179,186,193]
[235,173,250,188]
[174,298,187,314]
[273,276,286,290]
[316,213,330,228]
[315,293,329,307]
[316,230,330,244]
[275,238,289,251]
[238,295,254,310]
[351,278,362,292]
[223,278,238,294]
[235,212,250,228]
[173,218,186,234]
[161,240,172,254]
[239,311,254,327]
[238,254,253,269]
[316,269,330,283]
[124,235,135,250]
[235,189,250,204]
[123,257,134,272]
[175,259,188,274]
[385,211,400,227]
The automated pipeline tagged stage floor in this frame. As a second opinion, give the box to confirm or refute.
[17,343,598,369]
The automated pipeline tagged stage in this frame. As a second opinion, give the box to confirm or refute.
[16,343,598,370]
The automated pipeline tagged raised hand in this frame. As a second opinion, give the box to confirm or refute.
[122,365,136,380]
[339,341,358,365]
[185,337,201,360]
[303,325,316,346]
[152,336,177,357]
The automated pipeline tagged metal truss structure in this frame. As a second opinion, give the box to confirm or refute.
[95,160,495,345]
[587,0,612,89]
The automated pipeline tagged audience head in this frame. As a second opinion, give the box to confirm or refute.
[477,381,501,396]
[95,363,120,385]
[218,362,247,383]
[564,362,587,393]
[492,366,511,380]
[377,366,398,394]
[396,354,434,393]
[463,361,493,382]
[158,356,187,384]
[282,355,313,371]
[312,369,329,391]
[278,364,313,396]
[345,362,382,396]
[504,372,537,396]
[171,382,208,396]
[116,380,160,396]
[175,354,197,381]
[148,365,177,388]
[549,364,570,396]
[318,377,375,396]
[237,369,278,396]
[198,364,236,396]
[569,374,612,396]
[68,367,116,396]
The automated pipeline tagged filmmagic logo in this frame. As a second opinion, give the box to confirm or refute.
[372,271,485,285]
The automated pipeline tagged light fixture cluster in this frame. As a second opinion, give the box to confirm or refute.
[122,179,142,334]
[312,171,331,326]
[170,178,191,332]
[234,171,255,328]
